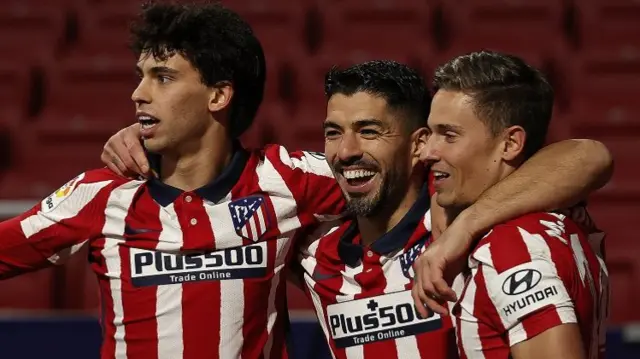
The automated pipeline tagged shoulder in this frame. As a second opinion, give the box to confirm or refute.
[300,217,352,267]
[259,144,334,178]
[80,167,139,185]
[39,168,139,214]
[301,218,351,250]
[471,212,576,273]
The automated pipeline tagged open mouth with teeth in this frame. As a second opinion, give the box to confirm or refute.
[342,169,377,187]
[138,115,160,130]
[433,171,450,180]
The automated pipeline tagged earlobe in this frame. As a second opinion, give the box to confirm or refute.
[502,126,526,161]
[208,83,234,113]
[411,127,430,165]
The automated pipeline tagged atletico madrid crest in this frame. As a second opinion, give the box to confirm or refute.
[229,195,271,242]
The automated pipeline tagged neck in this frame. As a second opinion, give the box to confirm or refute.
[442,163,518,225]
[444,206,464,226]
[160,126,233,192]
[357,181,423,247]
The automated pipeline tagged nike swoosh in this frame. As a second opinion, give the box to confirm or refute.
[124,225,161,236]
[310,269,341,281]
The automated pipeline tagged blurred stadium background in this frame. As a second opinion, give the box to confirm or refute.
[0,0,638,357]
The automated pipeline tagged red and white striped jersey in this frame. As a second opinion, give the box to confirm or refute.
[299,186,459,359]
[452,211,608,359]
[0,144,345,359]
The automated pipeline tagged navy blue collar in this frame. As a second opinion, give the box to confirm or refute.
[146,141,249,207]
[338,185,431,267]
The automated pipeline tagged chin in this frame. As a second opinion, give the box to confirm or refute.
[143,139,166,153]
[435,191,451,206]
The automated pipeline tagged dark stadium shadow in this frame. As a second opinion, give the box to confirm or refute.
[0,128,13,178]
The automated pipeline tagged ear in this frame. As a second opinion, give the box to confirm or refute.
[208,82,234,114]
[501,125,526,161]
[410,127,430,167]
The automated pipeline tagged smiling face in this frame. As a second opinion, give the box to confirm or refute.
[423,90,507,213]
[132,52,217,154]
[323,92,420,217]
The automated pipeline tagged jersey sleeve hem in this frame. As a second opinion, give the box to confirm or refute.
[508,305,577,347]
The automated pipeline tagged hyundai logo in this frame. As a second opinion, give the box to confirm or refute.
[502,269,542,295]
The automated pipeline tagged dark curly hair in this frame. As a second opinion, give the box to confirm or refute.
[324,60,431,133]
[130,1,266,137]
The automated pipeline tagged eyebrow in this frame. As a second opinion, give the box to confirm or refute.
[135,65,180,75]
[433,123,465,133]
[353,118,385,128]
[322,118,385,130]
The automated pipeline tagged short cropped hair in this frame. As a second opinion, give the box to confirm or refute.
[433,50,554,159]
[324,60,431,132]
[130,1,266,137]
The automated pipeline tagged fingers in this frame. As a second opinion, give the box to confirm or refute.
[419,264,450,316]
[101,135,140,178]
[101,150,125,177]
[431,276,458,302]
[101,144,127,176]
[412,283,430,319]
[123,135,149,175]
[431,266,458,303]
[412,257,448,317]
[111,136,142,177]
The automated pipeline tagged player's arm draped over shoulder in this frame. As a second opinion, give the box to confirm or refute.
[263,145,346,221]
[412,139,613,315]
[0,169,122,278]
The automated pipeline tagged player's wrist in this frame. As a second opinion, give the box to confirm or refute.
[451,205,489,240]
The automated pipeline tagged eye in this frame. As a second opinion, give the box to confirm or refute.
[157,75,171,84]
[360,128,379,137]
[444,131,457,142]
[324,129,341,139]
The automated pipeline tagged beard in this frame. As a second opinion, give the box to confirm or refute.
[344,167,409,218]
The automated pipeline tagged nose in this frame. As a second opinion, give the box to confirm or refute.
[131,78,151,105]
[338,132,363,163]
[421,136,441,166]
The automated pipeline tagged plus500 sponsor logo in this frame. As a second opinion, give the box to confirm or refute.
[129,243,267,286]
[132,244,265,274]
[326,290,442,347]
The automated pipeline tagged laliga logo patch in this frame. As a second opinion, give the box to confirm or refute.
[41,173,85,213]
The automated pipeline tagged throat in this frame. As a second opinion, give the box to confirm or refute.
[160,142,233,192]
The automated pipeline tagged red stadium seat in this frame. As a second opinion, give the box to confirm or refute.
[240,103,285,150]
[286,104,326,152]
[444,0,567,55]
[0,169,52,199]
[569,54,640,134]
[577,0,640,57]
[4,0,78,10]
[0,268,56,310]
[605,246,640,323]
[19,125,111,191]
[321,1,432,60]
[0,62,32,126]
[59,246,100,312]
[589,198,640,249]
[221,0,309,59]
[0,7,65,63]
[292,56,351,108]
[580,136,640,201]
[73,2,139,59]
[40,57,135,130]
